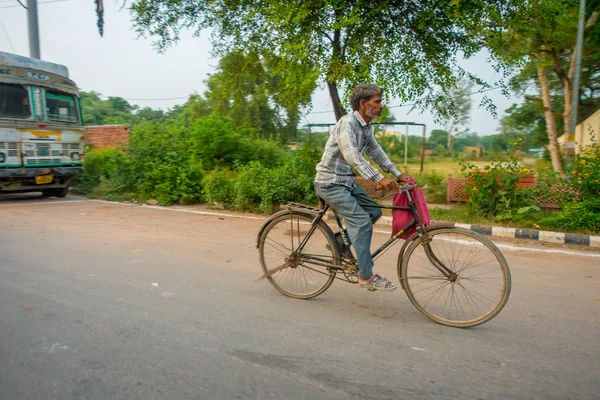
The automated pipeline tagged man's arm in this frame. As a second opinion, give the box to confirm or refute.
[365,134,402,178]
[336,119,385,182]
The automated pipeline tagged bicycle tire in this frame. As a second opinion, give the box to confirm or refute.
[258,211,340,299]
[398,227,511,328]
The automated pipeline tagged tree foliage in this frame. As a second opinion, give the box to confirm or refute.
[127,0,517,120]
[80,91,138,125]
[203,50,307,139]
[484,0,600,171]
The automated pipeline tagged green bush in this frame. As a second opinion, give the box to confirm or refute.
[74,147,128,196]
[573,141,600,198]
[538,141,600,233]
[75,116,317,208]
[541,198,600,233]
[241,138,289,169]
[416,170,446,204]
[203,170,235,207]
[233,162,270,211]
[459,140,535,221]
[127,121,204,205]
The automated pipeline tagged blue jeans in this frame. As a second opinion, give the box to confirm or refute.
[315,181,382,279]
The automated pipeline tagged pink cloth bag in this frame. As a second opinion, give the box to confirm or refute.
[391,188,431,239]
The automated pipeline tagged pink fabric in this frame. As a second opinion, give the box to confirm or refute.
[391,188,430,239]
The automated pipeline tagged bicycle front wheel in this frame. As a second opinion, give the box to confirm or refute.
[258,211,339,299]
[399,227,511,328]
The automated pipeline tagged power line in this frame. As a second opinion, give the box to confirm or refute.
[90,92,190,101]
[305,86,503,115]
[14,0,26,9]
[82,85,504,113]
[0,0,68,9]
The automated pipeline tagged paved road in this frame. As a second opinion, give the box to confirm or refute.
[1,194,599,399]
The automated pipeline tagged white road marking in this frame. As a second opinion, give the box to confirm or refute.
[141,204,265,220]
[7,198,599,258]
[373,228,600,258]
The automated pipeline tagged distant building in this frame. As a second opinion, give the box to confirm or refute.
[462,146,485,158]
[558,108,600,153]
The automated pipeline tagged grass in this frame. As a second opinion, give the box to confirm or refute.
[388,156,548,181]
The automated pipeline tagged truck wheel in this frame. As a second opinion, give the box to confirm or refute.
[42,187,69,198]
[54,187,69,197]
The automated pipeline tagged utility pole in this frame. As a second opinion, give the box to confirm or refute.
[567,0,586,160]
[27,0,41,59]
[404,123,409,174]
[420,125,426,174]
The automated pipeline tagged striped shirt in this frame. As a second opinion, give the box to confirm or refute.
[315,111,401,187]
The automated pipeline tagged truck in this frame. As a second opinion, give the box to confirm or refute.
[0,51,84,197]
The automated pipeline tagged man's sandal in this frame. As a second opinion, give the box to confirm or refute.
[359,274,397,291]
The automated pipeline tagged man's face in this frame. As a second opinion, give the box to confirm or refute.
[360,94,384,121]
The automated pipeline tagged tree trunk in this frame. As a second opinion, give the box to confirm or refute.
[328,26,347,122]
[328,81,347,121]
[447,128,453,150]
[537,65,563,172]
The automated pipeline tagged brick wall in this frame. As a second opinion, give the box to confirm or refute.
[83,125,131,149]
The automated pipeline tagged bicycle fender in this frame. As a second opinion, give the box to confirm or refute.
[255,210,318,248]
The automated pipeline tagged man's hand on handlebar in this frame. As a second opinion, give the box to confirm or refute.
[378,177,399,191]
[397,174,415,185]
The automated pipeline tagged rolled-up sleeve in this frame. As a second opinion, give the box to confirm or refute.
[336,119,385,182]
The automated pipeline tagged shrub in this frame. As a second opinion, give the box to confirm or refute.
[541,198,600,233]
[416,170,446,204]
[203,170,235,207]
[572,142,600,198]
[241,138,289,169]
[459,140,535,221]
[232,162,270,211]
[74,147,128,196]
[128,121,204,205]
[539,141,600,233]
[189,116,248,169]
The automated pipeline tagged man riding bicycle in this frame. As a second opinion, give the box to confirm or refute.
[314,83,413,291]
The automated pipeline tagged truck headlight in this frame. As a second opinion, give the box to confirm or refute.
[71,152,80,161]
[0,153,5,163]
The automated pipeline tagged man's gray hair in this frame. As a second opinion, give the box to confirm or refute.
[350,83,384,111]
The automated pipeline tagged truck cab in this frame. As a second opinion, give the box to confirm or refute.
[0,51,84,197]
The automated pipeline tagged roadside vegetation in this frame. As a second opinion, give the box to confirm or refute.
[75,1,600,234]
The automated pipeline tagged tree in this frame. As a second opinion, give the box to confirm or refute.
[485,0,600,171]
[203,50,307,140]
[79,91,137,125]
[498,101,551,151]
[428,130,450,150]
[435,77,473,149]
[127,1,516,121]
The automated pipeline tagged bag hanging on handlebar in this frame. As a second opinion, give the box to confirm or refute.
[391,188,430,239]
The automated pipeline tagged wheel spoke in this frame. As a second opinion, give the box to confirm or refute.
[402,227,510,327]
[259,213,339,299]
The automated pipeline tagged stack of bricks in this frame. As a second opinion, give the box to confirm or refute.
[83,125,131,149]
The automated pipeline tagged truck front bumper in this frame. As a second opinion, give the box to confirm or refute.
[0,166,84,192]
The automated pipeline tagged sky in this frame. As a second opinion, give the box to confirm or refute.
[0,0,521,137]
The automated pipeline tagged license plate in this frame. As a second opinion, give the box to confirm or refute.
[35,175,53,184]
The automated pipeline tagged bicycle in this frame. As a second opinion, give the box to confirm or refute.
[256,183,511,328]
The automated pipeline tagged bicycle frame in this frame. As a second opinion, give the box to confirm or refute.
[289,187,456,280]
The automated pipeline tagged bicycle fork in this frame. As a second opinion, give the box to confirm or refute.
[422,240,457,282]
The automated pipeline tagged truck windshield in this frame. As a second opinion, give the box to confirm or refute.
[46,91,78,123]
[0,83,32,119]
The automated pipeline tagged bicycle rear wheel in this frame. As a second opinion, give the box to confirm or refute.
[258,211,339,299]
[399,227,511,327]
